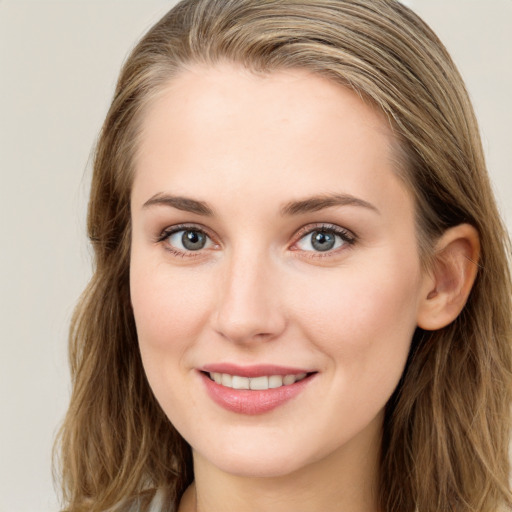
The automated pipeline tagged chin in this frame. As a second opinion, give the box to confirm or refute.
[210,455,308,479]
[193,435,332,480]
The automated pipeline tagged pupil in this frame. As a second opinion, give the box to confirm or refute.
[312,231,335,251]
[182,230,206,250]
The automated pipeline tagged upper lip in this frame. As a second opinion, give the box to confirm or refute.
[200,363,314,378]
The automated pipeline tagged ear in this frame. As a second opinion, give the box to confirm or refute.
[417,224,480,331]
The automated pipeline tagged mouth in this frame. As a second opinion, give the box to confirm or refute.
[204,371,309,390]
[199,365,317,415]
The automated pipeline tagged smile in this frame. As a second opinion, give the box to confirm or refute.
[200,366,316,415]
[208,372,308,390]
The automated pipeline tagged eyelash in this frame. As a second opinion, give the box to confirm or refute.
[155,223,214,259]
[155,223,357,259]
[292,224,357,257]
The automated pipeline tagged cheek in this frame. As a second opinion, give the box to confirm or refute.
[291,255,422,371]
[130,257,214,360]
[129,257,216,424]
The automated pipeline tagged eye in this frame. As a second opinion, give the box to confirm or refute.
[294,226,355,253]
[160,226,215,253]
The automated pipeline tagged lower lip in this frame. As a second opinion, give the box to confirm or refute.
[200,372,314,415]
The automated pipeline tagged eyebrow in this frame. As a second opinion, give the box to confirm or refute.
[142,193,214,216]
[280,193,380,216]
[142,192,379,217]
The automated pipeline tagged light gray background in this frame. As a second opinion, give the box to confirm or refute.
[0,1,510,511]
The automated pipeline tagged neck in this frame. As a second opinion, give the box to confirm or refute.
[179,417,382,512]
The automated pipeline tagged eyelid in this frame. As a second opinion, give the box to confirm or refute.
[156,223,214,241]
[156,223,219,256]
[154,222,356,258]
[290,223,357,254]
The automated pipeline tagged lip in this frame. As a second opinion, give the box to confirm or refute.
[201,363,312,378]
[199,364,316,415]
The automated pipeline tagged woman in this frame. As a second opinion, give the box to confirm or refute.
[56,1,512,511]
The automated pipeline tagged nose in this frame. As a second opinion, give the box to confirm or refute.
[212,249,287,344]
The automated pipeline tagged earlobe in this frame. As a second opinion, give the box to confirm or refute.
[417,224,480,331]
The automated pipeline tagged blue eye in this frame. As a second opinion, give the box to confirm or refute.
[165,229,213,252]
[295,227,353,253]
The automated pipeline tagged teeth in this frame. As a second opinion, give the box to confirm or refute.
[283,374,296,385]
[221,373,232,387]
[268,375,283,388]
[232,376,250,390]
[209,372,308,390]
[249,376,268,390]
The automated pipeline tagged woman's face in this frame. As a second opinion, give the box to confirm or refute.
[130,64,429,478]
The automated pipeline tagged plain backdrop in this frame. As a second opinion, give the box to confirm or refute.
[0,1,511,511]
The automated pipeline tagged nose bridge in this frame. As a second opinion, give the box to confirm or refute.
[213,243,285,343]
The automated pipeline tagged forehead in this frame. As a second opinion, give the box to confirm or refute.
[132,64,409,217]
[136,64,393,154]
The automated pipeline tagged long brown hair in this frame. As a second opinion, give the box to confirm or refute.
[55,1,512,511]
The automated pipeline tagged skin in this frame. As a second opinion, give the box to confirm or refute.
[129,64,479,512]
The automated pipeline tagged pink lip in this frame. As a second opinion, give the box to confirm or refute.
[200,363,311,378]
[199,365,316,415]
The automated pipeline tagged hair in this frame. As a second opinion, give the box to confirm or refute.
[55,1,512,511]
